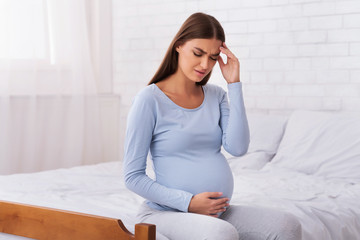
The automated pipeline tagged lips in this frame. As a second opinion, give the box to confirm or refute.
[195,70,206,76]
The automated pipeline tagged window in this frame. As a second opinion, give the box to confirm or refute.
[0,0,112,95]
[0,0,48,61]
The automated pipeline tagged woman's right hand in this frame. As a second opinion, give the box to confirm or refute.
[188,192,229,217]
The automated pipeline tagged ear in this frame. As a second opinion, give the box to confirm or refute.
[174,41,184,53]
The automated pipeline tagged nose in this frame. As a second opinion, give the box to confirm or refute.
[200,57,209,70]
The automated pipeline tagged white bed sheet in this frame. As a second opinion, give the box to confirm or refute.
[1,160,360,240]
[232,165,360,240]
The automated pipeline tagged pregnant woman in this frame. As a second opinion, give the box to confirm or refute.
[123,12,302,240]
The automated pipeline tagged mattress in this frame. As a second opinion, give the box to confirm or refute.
[1,160,360,240]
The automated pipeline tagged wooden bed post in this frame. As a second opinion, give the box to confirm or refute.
[0,201,155,240]
[135,223,156,240]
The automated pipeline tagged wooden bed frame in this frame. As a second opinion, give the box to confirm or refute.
[0,201,155,240]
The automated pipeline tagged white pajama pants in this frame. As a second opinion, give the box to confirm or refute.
[137,202,302,240]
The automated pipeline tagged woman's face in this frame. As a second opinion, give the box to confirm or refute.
[176,38,222,83]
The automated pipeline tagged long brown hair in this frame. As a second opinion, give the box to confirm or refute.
[148,12,225,86]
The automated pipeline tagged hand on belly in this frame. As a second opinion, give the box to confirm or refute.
[188,192,229,217]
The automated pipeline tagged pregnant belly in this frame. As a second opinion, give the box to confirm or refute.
[155,154,234,200]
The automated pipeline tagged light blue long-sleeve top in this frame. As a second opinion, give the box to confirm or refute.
[123,82,250,213]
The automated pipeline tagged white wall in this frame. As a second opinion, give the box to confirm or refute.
[112,0,360,157]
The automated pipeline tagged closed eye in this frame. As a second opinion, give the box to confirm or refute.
[193,52,218,61]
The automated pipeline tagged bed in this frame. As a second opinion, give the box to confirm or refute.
[0,162,156,240]
[1,110,360,240]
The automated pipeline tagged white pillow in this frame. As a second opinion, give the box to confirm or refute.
[247,114,288,155]
[224,113,288,170]
[268,110,360,180]
[228,152,274,171]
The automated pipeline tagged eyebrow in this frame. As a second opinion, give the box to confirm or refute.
[194,47,220,56]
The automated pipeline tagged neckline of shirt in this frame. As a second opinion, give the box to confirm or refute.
[151,83,207,112]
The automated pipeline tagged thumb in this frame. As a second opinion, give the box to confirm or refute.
[218,55,225,69]
[207,192,223,198]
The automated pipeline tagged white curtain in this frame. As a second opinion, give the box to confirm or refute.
[0,0,104,174]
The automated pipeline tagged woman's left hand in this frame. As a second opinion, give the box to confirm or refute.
[218,42,240,84]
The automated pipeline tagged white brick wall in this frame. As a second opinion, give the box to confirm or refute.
[112,0,360,157]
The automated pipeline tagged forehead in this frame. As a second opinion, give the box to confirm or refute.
[184,38,222,52]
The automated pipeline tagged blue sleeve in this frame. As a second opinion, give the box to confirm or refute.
[123,93,193,212]
[220,82,250,156]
